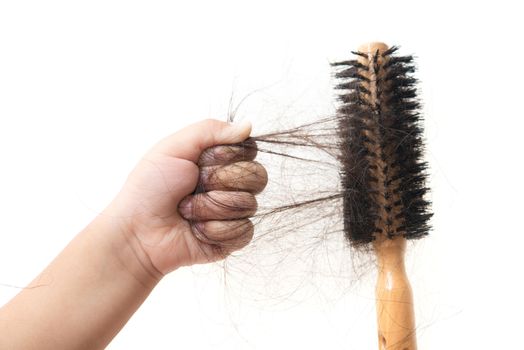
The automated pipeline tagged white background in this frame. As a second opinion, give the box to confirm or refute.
[1,1,523,349]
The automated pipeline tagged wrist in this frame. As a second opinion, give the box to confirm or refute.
[0,207,163,350]
[90,210,164,289]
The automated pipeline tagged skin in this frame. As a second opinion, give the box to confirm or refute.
[0,119,267,350]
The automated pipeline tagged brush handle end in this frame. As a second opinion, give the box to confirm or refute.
[375,238,417,350]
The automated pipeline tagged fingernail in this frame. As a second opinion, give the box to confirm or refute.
[178,198,193,218]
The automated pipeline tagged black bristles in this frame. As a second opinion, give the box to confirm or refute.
[381,46,399,56]
[333,45,432,246]
[351,50,370,58]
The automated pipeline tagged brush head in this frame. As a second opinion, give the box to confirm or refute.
[332,43,432,247]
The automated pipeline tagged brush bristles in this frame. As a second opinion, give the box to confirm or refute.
[333,46,432,246]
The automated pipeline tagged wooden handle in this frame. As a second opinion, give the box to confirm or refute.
[355,41,418,349]
[374,237,417,350]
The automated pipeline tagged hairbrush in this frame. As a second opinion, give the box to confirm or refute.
[204,41,431,349]
[332,42,431,349]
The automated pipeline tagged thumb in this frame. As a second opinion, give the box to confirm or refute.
[154,119,252,162]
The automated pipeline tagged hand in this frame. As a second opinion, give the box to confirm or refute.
[0,119,266,350]
[107,119,267,277]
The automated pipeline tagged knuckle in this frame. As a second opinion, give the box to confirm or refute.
[198,141,258,167]
[250,161,268,191]
[237,221,254,248]
[187,191,258,220]
[239,192,258,214]
[241,219,255,239]
[200,118,222,129]
[242,138,258,156]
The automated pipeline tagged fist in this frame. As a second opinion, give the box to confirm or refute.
[108,119,267,276]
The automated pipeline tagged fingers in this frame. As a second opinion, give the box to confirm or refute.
[192,219,254,250]
[179,191,257,221]
[196,139,267,194]
[154,119,252,162]
[199,161,268,194]
[198,138,257,166]
[165,120,263,257]
[179,191,256,254]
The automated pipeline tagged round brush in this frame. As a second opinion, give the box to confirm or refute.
[332,42,431,350]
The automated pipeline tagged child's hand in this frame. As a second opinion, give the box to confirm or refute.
[107,119,267,277]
